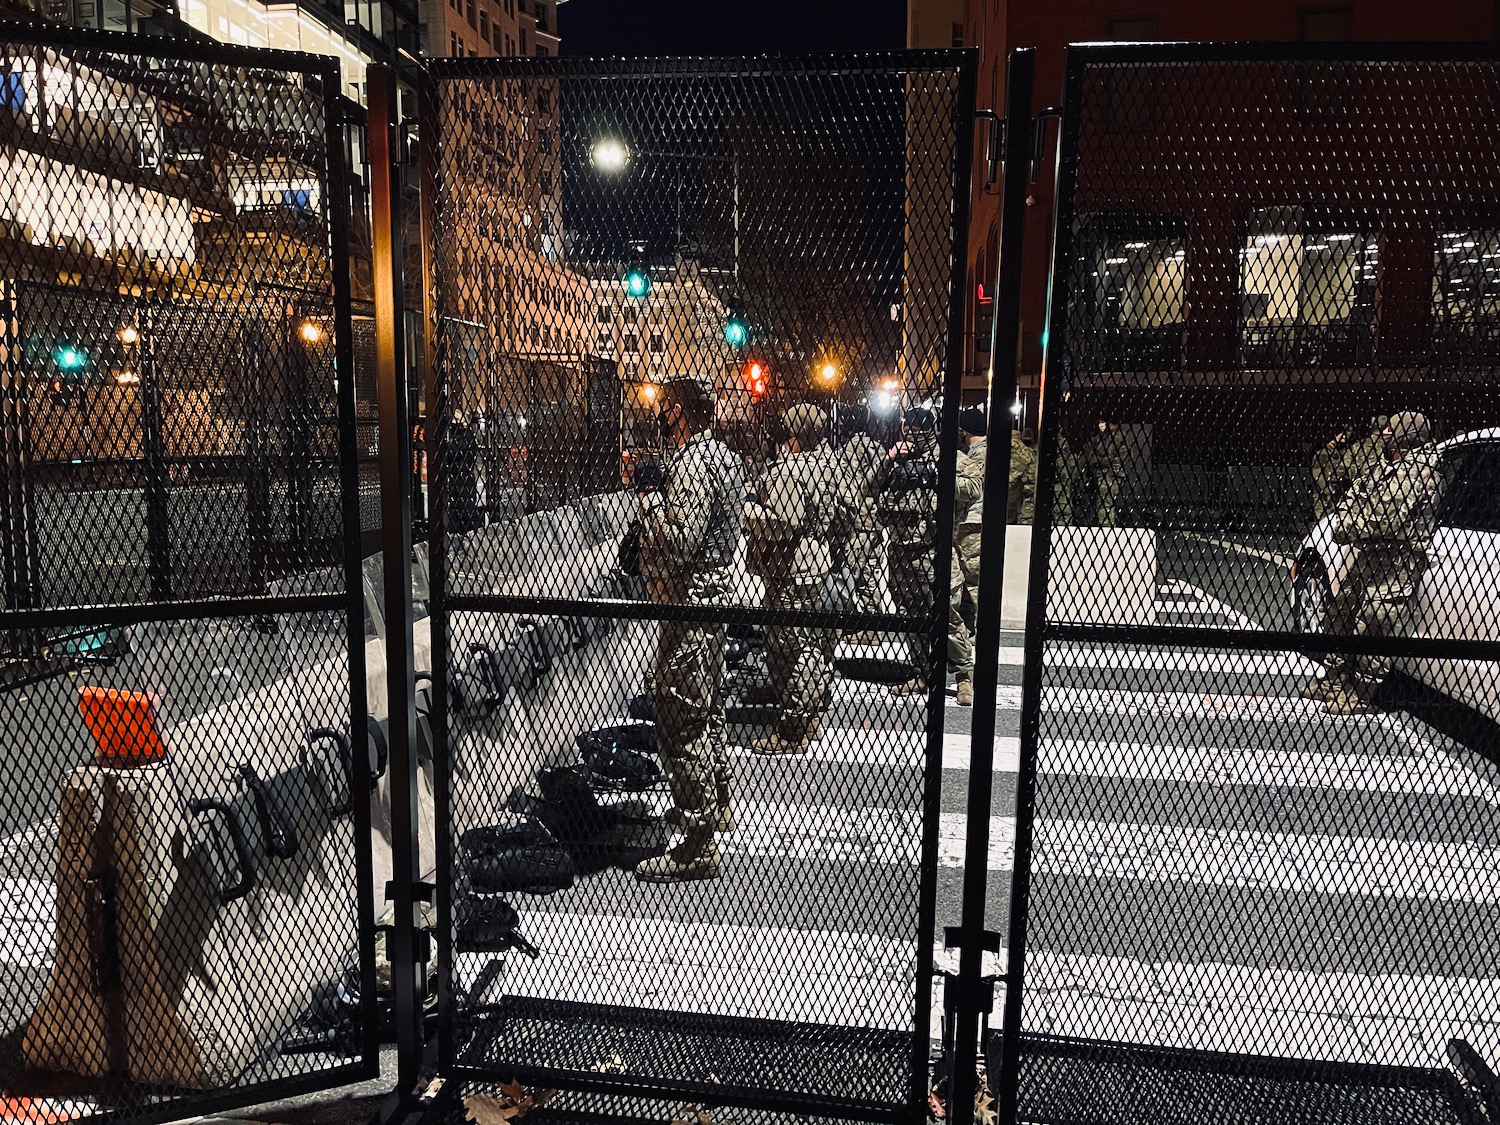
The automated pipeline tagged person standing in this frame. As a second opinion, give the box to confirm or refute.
[835,404,889,632]
[445,408,483,533]
[1312,425,1354,521]
[879,407,970,700]
[1007,426,1036,525]
[952,406,988,706]
[745,403,849,755]
[1306,411,1442,715]
[634,375,744,883]
[1085,419,1130,527]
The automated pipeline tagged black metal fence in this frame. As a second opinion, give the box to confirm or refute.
[997,43,1500,1125]
[407,51,976,1122]
[0,23,379,1123]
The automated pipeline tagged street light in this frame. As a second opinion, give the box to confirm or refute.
[818,361,839,386]
[590,137,631,173]
[299,319,325,345]
[117,324,139,347]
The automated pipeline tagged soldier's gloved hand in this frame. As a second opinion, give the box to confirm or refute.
[634,460,666,496]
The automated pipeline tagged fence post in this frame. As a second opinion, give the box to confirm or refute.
[949,46,1034,1125]
[370,61,426,1100]
[139,302,173,600]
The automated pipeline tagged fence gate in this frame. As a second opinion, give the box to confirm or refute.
[0,22,381,1123]
[408,51,977,1122]
[997,43,1500,1125]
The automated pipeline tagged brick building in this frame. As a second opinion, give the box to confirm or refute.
[916,0,1495,435]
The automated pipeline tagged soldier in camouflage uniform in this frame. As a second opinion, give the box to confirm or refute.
[1007,427,1036,525]
[1311,426,1355,522]
[835,404,890,633]
[879,408,971,699]
[951,406,988,707]
[1086,420,1132,527]
[745,403,852,754]
[1305,411,1442,716]
[635,375,744,882]
[1343,416,1389,486]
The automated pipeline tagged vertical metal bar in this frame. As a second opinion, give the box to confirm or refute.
[328,60,380,1077]
[416,66,458,1074]
[993,46,1087,1125]
[914,47,979,1123]
[950,46,1034,1125]
[370,61,424,1095]
[139,303,173,600]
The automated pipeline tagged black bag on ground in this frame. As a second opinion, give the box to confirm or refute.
[460,814,575,895]
[627,693,655,722]
[455,897,541,957]
[577,724,662,791]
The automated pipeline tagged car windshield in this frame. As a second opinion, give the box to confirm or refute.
[1439,443,1500,534]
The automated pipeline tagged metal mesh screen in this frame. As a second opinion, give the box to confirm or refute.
[422,53,974,1119]
[0,27,377,1123]
[1010,45,1500,1124]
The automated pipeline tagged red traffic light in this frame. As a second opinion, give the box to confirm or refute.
[744,360,767,399]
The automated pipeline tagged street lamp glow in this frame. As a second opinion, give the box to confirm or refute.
[299,319,324,345]
[591,137,631,173]
[818,362,838,385]
[117,324,139,346]
[115,369,141,386]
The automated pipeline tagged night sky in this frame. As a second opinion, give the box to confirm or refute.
[558,0,908,57]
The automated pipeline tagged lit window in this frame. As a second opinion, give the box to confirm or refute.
[1434,224,1500,362]
[1238,204,1377,367]
[1069,211,1185,371]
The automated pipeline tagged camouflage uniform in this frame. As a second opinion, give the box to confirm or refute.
[1311,432,1353,522]
[1086,424,1132,527]
[1007,431,1036,525]
[746,440,848,746]
[1052,431,1077,525]
[1342,417,1389,485]
[1319,413,1441,709]
[954,438,986,639]
[838,431,889,616]
[878,429,970,689]
[640,430,744,831]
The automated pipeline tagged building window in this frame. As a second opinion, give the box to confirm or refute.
[597,304,612,323]
[1434,225,1500,362]
[1238,205,1377,368]
[624,333,639,354]
[597,330,613,354]
[536,88,551,112]
[466,0,476,28]
[649,332,663,352]
[622,307,637,325]
[520,28,528,52]
[449,31,459,55]
[1106,15,1158,38]
[536,44,547,56]
[1299,6,1352,39]
[538,170,553,195]
[480,10,488,41]
[951,21,964,47]
[1069,211,1185,372]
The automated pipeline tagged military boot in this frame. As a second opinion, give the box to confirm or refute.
[751,727,814,757]
[663,803,736,833]
[890,677,927,698]
[634,827,721,883]
[1300,674,1340,703]
[1326,680,1379,716]
[955,678,974,707]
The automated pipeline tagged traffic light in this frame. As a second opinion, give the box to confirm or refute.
[744,360,768,399]
[624,265,651,299]
[52,343,86,373]
[724,317,749,348]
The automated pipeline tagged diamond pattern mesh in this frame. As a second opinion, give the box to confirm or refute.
[0,28,374,1122]
[422,54,973,1116]
[1012,47,1500,1123]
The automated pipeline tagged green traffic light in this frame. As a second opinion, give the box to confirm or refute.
[624,268,651,298]
[53,345,86,372]
[724,318,749,347]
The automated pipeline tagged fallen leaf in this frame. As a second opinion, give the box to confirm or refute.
[499,1080,528,1106]
[976,1088,997,1125]
[463,1094,519,1125]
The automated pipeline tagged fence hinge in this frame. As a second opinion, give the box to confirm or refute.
[975,108,1002,192]
[1031,106,1062,184]
[943,923,1002,954]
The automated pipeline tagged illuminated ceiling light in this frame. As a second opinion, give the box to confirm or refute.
[1124,241,1149,249]
[1327,233,1356,242]
[117,324,139,346]
[1104,257,1128,265]
[115,369,141,386]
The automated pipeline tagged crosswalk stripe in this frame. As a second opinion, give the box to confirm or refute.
[1042,648,1321,676]
[0,880,54,968]
[454,914,1499,1069]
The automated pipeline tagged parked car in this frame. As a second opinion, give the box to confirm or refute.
[1292,428,1500,723]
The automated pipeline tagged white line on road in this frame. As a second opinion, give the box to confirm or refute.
[1179,531,1296,571]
